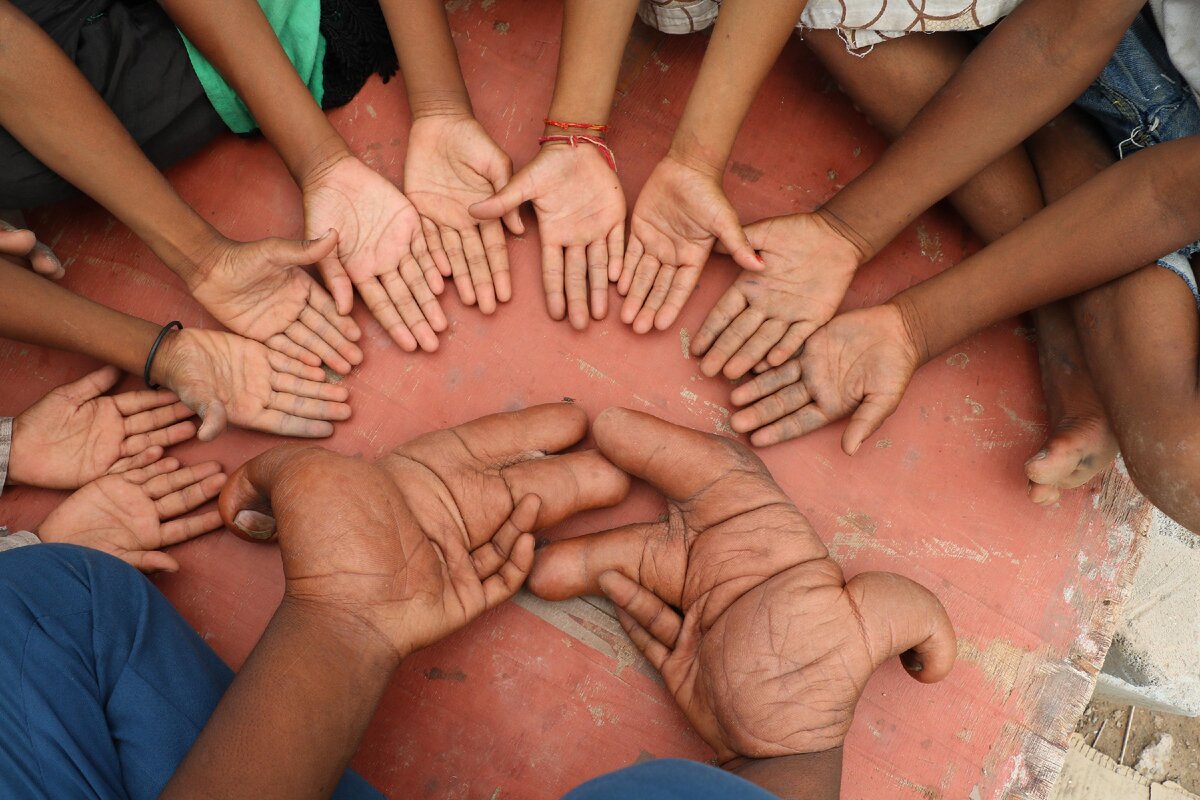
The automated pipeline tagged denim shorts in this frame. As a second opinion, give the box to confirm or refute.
[1073,12,1200,304]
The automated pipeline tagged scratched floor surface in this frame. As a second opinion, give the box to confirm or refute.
[0,5,1154,799]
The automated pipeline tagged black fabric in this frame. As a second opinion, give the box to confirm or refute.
[319,0,398,110]
[1,0,225,208]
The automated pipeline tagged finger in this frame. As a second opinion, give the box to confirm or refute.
[144,461,223,501]
[122,551,182,574]
[267,391,353,421]
[692,286,748,357]
[748,404,834,449]
[620,253,661,328]
[472,494,540,579]
[723,319,790,380]
[565,245,588,330]
[196,400,229,442]
[729,379,810,433]
[480,220,512,304]
[28,241,64,279]
[541,245,566,321]
[266,333,321,368]
[159,508,224,546]
[0,227,36,259]
[600,570,682,652]
[218,443,326,538]
[316,252,355,316]
[729,360,803,407]
[266,350,329,382]
[842,393,900,456]
[585,240,608,321]
[408,402,591,463]
[618,236,644,296]
[1028,481,1062,506]
[469,173,533,221]
[476,494,539,608]
[612,607,671,673]
[422,217,453,278]
[399,254,448,333]
[273,229,338,269]
[714,217,763,273]
[307,282,363,346]
[845,571,957,683]
[768,323,813,367]
[501,450,630,529]
[410,225,445,295]
[120,457,180,485]
[59,365,122,404]
[154,472,228,521]
[652,266,702,332]
[247,409,336,438]
[480,151,525,235]
[120,421,198,457]
[699,310,762,379]
[358,278,419,352]
[285,319,347,377]
[384,266,442,350]
[527,521,684,606]
[292,308,355,375]
[109,445,165,475]
[270,371,351,401]
[113,388,184,416]
[606,225,624,284]
[440,226,475,306]
[460,226,498,314]
[591,407,767,501]
[633,264,676,334]
[123,401,195,436]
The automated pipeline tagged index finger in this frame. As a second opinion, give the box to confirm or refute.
[396,403,590,464]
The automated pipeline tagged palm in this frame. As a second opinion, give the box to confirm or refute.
[16,396,121,487]
[44,475,161,551]
[192,246,314,341]
[525,145,625,245]
[406,117,507,228]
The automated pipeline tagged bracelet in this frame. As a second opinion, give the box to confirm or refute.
[543,118,609,133]
[144,320,183,390]
[538,135,618,173]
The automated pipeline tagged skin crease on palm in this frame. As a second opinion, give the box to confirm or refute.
[529,407,956,762]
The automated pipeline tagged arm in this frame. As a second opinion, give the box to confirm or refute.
[728,751,842,800]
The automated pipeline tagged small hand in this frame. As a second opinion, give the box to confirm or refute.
[691,212,863,379]
[189,231,364,374]
[729,304,922,453]
[405,114,522,314]
[39,458,227,573]
[530,408,955,760]
[9,366,197,490]
[153,328,351,441]
[0,218,63,278]
[619,155,762,334]
[303,155,447,352]
[470,140,624,330]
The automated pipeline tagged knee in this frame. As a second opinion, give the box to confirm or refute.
[1121,434,1200,533]
[0,544,150,622]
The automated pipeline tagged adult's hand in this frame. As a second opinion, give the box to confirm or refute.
[8,366,196,490]
[470,140,625,330]
[691,212,864,379]
[405,114,522,314]
[152,327,351,441]
[38,457,226,573]
[729,303,922,453]
[619,155,762,334]
[530,408,955,760]
[302,154,448,352]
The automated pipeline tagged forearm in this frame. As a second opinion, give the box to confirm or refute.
[158,0,352,183]
[162,597,400,798]
[381,0,472,118]
[544,0,641,130]
[823,0,1143,259]
[0,1,219,281]
[668,0,809,174]
[895,136,1200,361]
[727,748,842,800]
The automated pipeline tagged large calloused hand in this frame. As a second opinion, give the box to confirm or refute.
[530,407,956,761]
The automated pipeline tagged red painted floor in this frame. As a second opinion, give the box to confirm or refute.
[0,5,1152,799]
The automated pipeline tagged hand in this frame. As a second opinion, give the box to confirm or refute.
[529,408,956,760]
[217,403,630,658]
[691,212,864,379]
[405,114,522,314]
[619,155,762,334]
[153,327,351,441]
[729,303,922,453]
[0,218,63,278]
[39,458,226,573]
[189,231,364,374]
[302,155,447,352]
[470,140,624,330]
[8,366,197,490]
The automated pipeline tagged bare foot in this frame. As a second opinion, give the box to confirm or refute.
[1026,303,1118,505]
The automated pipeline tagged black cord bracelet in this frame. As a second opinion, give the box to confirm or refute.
[144,320,183,390]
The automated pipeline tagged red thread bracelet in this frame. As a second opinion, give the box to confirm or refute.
[544,118,609,133]
[538,134,618,173]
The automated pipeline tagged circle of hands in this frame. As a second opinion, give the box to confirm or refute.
[205,404,956,762]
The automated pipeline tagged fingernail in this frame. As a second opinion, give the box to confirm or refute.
[755,253,765,264]
[905,660,924,673]
[234,510,276,539]
[1026,450,1048,465]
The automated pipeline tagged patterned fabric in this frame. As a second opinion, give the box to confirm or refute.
[0,528,40,552]
[0,417,10,498]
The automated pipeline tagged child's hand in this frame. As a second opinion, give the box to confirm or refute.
[469,139,625,330]
[0,218,63,279]
[619,154,762,334]
[301,155,447,352]
[8,366,197,491]
[691,212,864,379]
[405,114,521,314]
[38,458,226,573]
[730,304,922,453]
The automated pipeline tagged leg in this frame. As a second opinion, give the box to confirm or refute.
[805,30,1119,502]
[0,544,382,799]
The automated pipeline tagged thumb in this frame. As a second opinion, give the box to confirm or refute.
[217,443,319,541]
[0,227,36,259]
[714,217,771,255]
[482,156,526,235]
[527,521,686,606]
[844,571,957,684]
[195,399,228,442]
[841,393,901,456]
[469,172,533,222]
[60,365,122,403]
[269,229,339,268]
[714,214,763,273]
[316,252,354,316]
[125,550,181,574]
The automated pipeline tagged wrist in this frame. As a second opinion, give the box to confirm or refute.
[726,749,843,800]
[145,215,229,289]
[278,592,410,670]
[409,90,474,121]
[665,128,728,180]
[813,207,873,265]
[147,326,188,391]
[890,292,935,366]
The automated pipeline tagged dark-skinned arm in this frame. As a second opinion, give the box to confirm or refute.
[380,0,473,120]
[728,750,842,800]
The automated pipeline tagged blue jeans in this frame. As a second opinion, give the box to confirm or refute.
[0,545,774,799]
[1073,11,1200,303]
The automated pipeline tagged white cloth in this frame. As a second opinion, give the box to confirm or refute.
[1151,0,1200,104]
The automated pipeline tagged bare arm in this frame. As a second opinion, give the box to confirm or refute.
[728,750,842,800]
